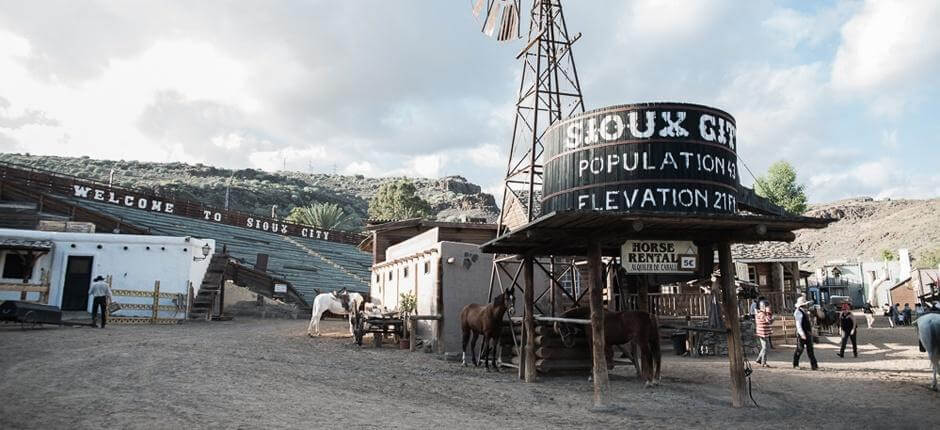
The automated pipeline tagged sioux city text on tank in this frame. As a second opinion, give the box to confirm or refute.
[541,102,740,215]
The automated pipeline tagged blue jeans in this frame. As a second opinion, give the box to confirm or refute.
[756,336,769,364]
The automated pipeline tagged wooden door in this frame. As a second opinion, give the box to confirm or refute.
[61,256,93,311]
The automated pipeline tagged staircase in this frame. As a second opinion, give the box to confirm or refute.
[189,254,230,320]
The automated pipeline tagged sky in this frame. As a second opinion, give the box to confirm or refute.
[0,0,938,203]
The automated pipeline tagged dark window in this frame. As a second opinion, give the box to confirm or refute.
[375,274,380,283]
[388,271,393,280]
[403,267,409,278]
[424,261,430,274]
[2,254,27,280]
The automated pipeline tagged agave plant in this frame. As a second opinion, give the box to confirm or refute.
[286,202,358,231]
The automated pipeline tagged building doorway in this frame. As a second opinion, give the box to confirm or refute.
[62,256,93,311]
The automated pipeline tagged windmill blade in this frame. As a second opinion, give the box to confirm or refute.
[472,0,485,17]
[475,0,521,41]
[497,2,519,41]
[483,1,501,37]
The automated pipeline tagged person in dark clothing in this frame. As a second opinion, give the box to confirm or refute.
[837,304,857,358]
[87,275,112,328]
[902,303,912,326]
[888,303,899,328]
[792,296,819,370]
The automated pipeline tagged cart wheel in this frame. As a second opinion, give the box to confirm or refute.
[20,311,38,330]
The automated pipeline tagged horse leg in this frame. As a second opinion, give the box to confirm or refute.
[640,342,654,388]
[481,335,491,371]
[461,328,470,366]
[471,332,480,366]
[606,345,615,370]
[650,336,662,385]
[307,307,321,337]
[630,342,641,377]
[932,354,938,391]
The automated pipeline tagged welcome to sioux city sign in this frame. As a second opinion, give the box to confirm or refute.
[542,103,739,215]
[71,184,336,241]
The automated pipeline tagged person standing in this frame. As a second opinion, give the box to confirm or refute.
[863,302,875,329]
[793,296,819,370]
[902,303,912,326]
[915,303,925,319]
[836,304,857,358]
[88,275,112,328]
[887,303,898,328]
[755,303,774,367]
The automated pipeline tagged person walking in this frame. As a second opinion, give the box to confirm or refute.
[902,303,912,326]
[836,303,857,358]
[88,275,112,328]
[793,296,819,370]
[863,302,875,329]
[887,303,898,328]
[755,303,774,367]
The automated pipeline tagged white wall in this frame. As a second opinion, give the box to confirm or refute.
[0,229,213,319]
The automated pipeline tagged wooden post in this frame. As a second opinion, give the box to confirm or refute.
[409,316,417,352]
[718,242,748,407]
[637,275,650,314]
[587,241,611,409]
[106,275,113,320]
[606,262,617,311]
[523,256,537,382]
[152,280,160,324]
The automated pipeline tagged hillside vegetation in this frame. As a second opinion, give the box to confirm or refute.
[795,197,940,268]
[0,153,499,230]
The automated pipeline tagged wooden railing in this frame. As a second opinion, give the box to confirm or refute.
[109,280,187,324]
[624,292,800,317]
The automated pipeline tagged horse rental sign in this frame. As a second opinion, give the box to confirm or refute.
[622,240,698,274]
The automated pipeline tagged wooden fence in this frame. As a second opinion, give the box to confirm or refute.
[624,292,801,318]
[109,280,187,325]
[0,272,50,303]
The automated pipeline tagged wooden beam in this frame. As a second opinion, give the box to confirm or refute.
[718,242,748,408]
[587,240,611,409]
[523,256,537,383]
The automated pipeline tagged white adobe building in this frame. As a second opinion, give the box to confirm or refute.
[0,228,214,319]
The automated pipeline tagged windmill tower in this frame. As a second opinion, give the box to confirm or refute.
[475,0,585,234]
[475,0,586,307]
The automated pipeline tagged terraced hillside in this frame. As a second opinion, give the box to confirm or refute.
[0,153,500,226]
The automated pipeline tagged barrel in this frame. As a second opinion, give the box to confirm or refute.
[542,102,739,215]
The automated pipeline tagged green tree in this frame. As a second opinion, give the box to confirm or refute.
[368,180,431,221]
[755,161,808,214]
[917,248,940,269]
[286,202,359,231]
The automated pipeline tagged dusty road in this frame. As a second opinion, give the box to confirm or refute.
[0,317,935,429]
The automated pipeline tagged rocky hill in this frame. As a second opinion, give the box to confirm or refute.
[795,197,940,268]
[0,153,499,229]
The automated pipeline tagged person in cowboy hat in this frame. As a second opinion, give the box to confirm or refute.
[87,275,112,328]
[837,303,857,358]
[792,295,819,370]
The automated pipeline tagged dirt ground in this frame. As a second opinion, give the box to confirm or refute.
[0,314,935,429]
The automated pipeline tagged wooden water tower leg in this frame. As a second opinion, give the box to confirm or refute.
[719,242,748,408]
[523,256,537,382]
[588,241,611,408]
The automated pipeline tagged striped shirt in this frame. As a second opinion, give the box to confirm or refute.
[755,310,773,338]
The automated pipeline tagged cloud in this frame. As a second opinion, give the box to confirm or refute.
[831,1,940,109]
[808,157,940,201]
[0,1,937,204]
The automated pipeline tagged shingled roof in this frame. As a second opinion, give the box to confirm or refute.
[0,238,53,251]
[731,242,812,262]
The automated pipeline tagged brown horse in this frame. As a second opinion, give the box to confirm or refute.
[555,306,662,387]
[459,288,515,370]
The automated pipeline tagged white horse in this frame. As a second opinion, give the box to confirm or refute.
[306,291,364,337]
[915,312,940,391]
